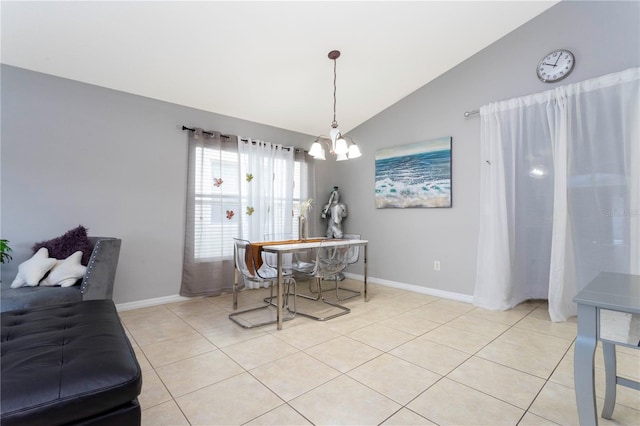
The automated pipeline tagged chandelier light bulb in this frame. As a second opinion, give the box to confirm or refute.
[334,137,348,155]
[336,152,348,161]
[348,143,362,159]
[309,141,324,158]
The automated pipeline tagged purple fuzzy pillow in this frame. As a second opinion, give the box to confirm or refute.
[32,225,93,266]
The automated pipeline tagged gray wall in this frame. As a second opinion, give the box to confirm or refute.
[322,1,640,297]
[2,1,638,305]
[0,66,312,304]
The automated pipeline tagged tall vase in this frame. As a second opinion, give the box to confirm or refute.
[298,215,307,241]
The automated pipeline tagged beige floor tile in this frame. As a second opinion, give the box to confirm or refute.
[305,335,383,373]
[517,411,560,425]
[476,340,563,378]
[272,321,341,350]
[155,349,244,397]
[133,346,153,372]
[181,309,235,332]
[244,404,313,425]
[138,369,172,410]
[378,312,442,336]
[221,333,299,370]
[496,327,573,357]
[164,298,221,319]
[407,378,524,426]
[446,314,511,339]
[141,333,217,368]
[515,315,577,341]
[466,306,530,325]
[528,381,579,425]
[381,408,437,425]
[421,325,495,354]
[427,299,475,313]
[176,373,284,426]
[120,306,181,328]
[348,353,441,405]
[318,314,372,335]
[141,400,189,426]
[352,304,412,322]
[390,337,470,375]
[347,323,416,351]
[388,292,440,309]
[250,351,340,401]
[126,319,198,347]
[200,321,268,348]
[289,375,402,425]
[448,356,545,409]
[405,305,465,324]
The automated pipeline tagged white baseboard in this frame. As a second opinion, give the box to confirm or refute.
[116,275,474,311]
[116,294,191,311]
[343,272,474,304]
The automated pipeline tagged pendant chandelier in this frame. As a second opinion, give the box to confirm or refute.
[309,50,361,161]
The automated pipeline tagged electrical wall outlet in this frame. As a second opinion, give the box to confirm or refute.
[434,260,441,271]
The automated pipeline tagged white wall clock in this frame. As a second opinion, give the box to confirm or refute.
[537,49,575,83]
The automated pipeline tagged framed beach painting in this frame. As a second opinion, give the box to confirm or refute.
[375,136,452,208]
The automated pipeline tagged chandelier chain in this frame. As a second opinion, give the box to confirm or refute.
[332,58,338,127]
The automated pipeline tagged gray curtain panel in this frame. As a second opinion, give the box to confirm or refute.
[181,129,238,297]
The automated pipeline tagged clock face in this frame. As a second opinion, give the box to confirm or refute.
[537,49,575,83]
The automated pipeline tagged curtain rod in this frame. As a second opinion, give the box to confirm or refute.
[181,125,230,138]
[181,125,296,152]
[464,110,479,118]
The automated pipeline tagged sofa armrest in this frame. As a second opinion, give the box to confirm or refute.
[81,237,122,300]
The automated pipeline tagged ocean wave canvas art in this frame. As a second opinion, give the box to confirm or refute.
[375,137,452,208]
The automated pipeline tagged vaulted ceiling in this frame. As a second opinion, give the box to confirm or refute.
[1,1,558,136]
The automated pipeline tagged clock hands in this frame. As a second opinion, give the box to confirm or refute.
[542,62,556,67]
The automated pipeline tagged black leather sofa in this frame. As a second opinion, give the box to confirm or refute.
[1,300,142,425]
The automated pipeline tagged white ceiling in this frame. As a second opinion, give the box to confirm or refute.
[1,1,558,136]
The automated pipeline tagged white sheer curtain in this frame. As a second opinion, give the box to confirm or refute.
[474,68,640,321]
[237,137,294,242]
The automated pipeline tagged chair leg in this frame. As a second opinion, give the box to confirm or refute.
[230,280,295,328]
[317,275,360,301]
[294,277,350,321]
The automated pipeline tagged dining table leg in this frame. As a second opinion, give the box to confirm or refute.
[364,244,368,302]
[277,251,284,330]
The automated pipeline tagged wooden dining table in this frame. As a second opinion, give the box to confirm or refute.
[261,238,369,330]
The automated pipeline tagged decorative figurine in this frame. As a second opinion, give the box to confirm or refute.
[321,186,348,238]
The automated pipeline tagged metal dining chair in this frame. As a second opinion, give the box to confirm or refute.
[229,238,296,328]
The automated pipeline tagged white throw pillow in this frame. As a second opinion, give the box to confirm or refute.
[40,251,87,287]
[10,247,58,288]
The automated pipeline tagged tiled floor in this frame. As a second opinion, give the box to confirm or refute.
[118,279,640,426]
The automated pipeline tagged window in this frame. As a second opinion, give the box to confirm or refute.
[193,145,303,260]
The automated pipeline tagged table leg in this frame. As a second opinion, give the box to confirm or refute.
[602,342,617,419]
[575,303,599,426]
[233,248,238,310]
[277,252,283,330]
[364,244,368,302]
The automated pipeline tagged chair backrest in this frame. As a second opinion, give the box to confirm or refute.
[234,238,276,282]
[316,242,351,277]
[342,233,361,265]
